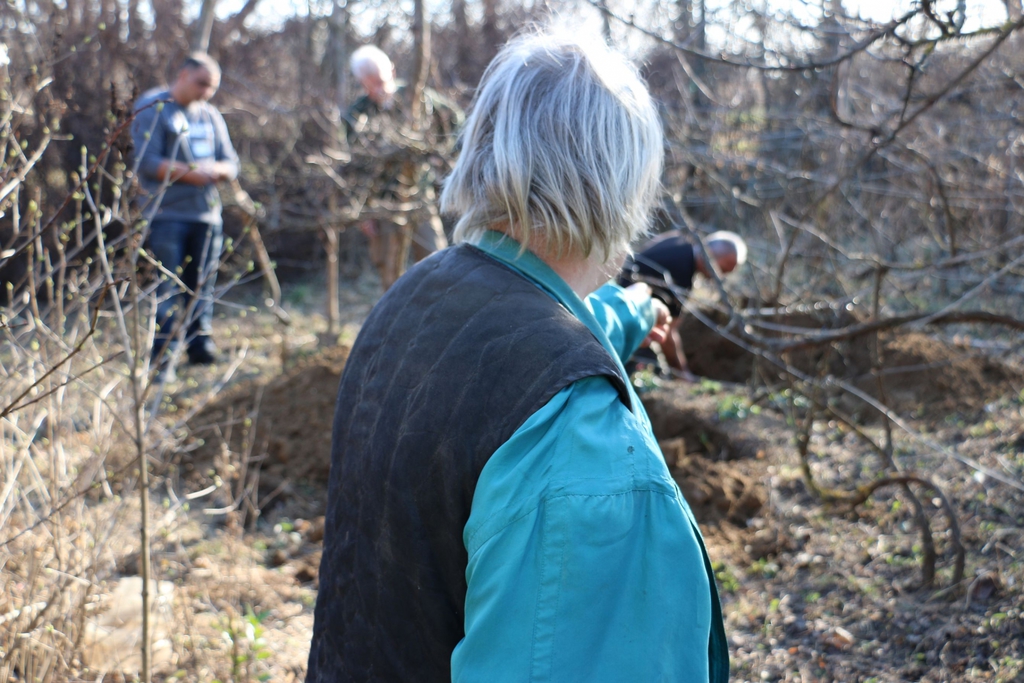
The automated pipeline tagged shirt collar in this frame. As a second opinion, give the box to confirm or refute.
[472,230,633,390]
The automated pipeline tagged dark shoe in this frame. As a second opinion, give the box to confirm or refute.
[187,338,219,365]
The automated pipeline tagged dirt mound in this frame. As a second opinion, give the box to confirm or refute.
[642,391,760,461]
[847,333,1020,418]
[679,314,755,383]
[659,437,764,525]
[187,344,766,526]
[641,389,766,525]
[185,346,349,506]
[679,307,857,383]
[679,311,1022,418]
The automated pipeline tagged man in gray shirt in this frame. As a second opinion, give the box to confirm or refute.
[132,53,239,368]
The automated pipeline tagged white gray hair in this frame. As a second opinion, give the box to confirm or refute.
[350,44,393,80]
[706,230,748,266]
[440,32,664,261]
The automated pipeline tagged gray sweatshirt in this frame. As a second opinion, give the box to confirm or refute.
[131,88,239,225]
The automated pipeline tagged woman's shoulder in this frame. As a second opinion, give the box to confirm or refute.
[467,377,679,553]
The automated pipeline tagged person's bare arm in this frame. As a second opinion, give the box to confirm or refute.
[662,323,698,382]
[154,159,233,186]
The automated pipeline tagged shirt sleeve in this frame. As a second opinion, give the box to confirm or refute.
[212,108,240,180]
[584,282,657,363]
[453,379,712,683]
[131,99,168,181]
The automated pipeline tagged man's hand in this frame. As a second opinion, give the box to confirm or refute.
[188,160,235,184]
[190,167,219,185]
[198,160,237,183]
[645,298,672,347]
[155,159,238,186]
[623,283,673,348]
[155,160,218,186]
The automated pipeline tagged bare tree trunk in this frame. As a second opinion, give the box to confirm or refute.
[324,227,340,335]
[127,0,145,44]
[330,0,349,112]
[674,0,692,43]
[0,43,9,124]
[220,0,264,44]
[64,0,81,30]
[409,0,429,129]
[693,0,706,53]
[451,0,469,83]
[132,337,153,683]
[692,0,706,82]
[675,0,707,102]
[481,0,501,65]
[193,0,217,53]
[152,0,188,56]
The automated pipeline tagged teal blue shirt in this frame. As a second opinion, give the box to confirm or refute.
[452,233,725,682]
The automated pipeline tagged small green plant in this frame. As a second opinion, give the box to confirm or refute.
[285,283,313,306]
[711,561,740,593]
[213,607,273,683]
[968,419,998,437]
[631,367,660,393]
[748,558,779,578]
[693,378,723,395]
[768,388,810,410]
[717,394,761,421]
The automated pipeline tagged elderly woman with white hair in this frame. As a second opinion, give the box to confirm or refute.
[307,32,728,683]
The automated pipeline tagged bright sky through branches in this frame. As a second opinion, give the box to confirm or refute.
[855,0,1005,24]
[213,0,1011,46]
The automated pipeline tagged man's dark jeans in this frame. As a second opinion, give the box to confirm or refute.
[147,220,223,360]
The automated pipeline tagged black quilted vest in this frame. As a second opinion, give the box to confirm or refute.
[306,244,632,682]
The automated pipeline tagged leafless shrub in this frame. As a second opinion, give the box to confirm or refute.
[0,28,270,679]
[588,0,1024,590]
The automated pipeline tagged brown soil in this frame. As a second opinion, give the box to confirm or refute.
[660,437,764,525]
[680,312,1022,418]
[643,390,762,461]
[641,387,768,526]
[184,345,349,507]
[187,344,768,527]
[848,332,1020,418]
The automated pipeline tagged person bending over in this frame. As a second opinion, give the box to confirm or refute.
[619,228,747,381]
[306,32,728,683]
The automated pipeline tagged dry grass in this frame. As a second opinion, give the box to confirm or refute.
[0,272,375,682]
